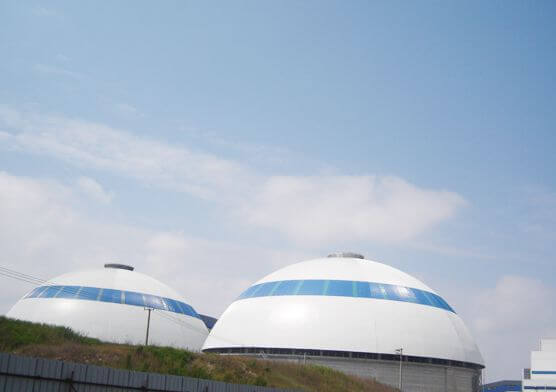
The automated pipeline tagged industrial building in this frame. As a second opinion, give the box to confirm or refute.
[7,263,209,350]
[522,339,556,391]
[203,252,484,392]
[482,380,521,392]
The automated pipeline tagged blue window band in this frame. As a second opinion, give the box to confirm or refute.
[236,279,455,313]
[531,371,556,374]
[24,285,201,319]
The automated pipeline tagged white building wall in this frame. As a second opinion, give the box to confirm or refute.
[542,340,556,353]
[531,352,556,380]
[523,339,556,391]
[233,353,481,392]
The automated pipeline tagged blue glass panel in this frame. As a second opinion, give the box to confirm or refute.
[298,280,325,295]
[124,291,145,307]
[144,294,166,310]
[187,303,200,318]
[369,282,387,299]
[233,279,455,313]
[22,280,456,315]
[163,298,181,313]
[237,290,247,300]
[412,288,432,306]
[251,282,277,297]
[36,286,49,298]
[429,293,444,309]
[327,280,353,297]
[35,287,47,297]
[272,280,300,296]
[355,281,371,298]
[20,284,200,316]
[423,291,443,308]
[100,289,122,304]
[26,286,47,298]
[41,286,63,298]
[244,286,259,297]
[248,283,264,297]
[382,284,402,301]
[178,302,199,318]
[172,300,187,315]
[384,284,417,302]
[57,286,81,299]
[431,293,453,311]
[77,286,100,301]
[238,285,260,299]
[394,286,418,302]
[440,299,453,312]
[178,301,193,316]
[431,293,445,308]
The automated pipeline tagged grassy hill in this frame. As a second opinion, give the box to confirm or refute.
[0,316,396,392]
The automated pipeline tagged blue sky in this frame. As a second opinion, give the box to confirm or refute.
[1,0,555,382]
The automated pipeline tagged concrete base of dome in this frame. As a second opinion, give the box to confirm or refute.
[220,353,482,392]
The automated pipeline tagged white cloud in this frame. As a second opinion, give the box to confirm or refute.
[0,106,254,201]
[33,64,83,80]
[112,103,142,118]
[1,170,552,382]
[77,176,113,204]
[0,172,147,307]
[143,232,309,316]
[243,175,465,243]
[521,188,556,242]
[0,172,302,318]
[55,54,70,63]
[0,105,23,129]
[31,6,60,18]
[0,106,466,245]
[450,276,556,382]
[472,276,554,335]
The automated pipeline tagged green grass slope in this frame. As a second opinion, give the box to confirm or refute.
[0,316,396,392]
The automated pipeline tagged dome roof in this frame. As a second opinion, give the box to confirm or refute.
[202,255,484,367]
[7,265,208,350]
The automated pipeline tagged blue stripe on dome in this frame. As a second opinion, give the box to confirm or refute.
[236,279,455,313]
[24,285,201,319]
[531,371,556,374]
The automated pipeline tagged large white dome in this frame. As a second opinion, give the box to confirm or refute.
[7,264,208,350]
[203,254,484,367]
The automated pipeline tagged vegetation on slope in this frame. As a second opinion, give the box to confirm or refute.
[0,316,396,392]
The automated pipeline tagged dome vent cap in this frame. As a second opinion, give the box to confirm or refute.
[327,252,364,259]
[104,263,134,271]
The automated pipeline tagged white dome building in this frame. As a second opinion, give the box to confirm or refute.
[203,253,484,392]
[7,264,208,350]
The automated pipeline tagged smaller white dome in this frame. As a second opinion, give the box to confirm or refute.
[7,265,209,350]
